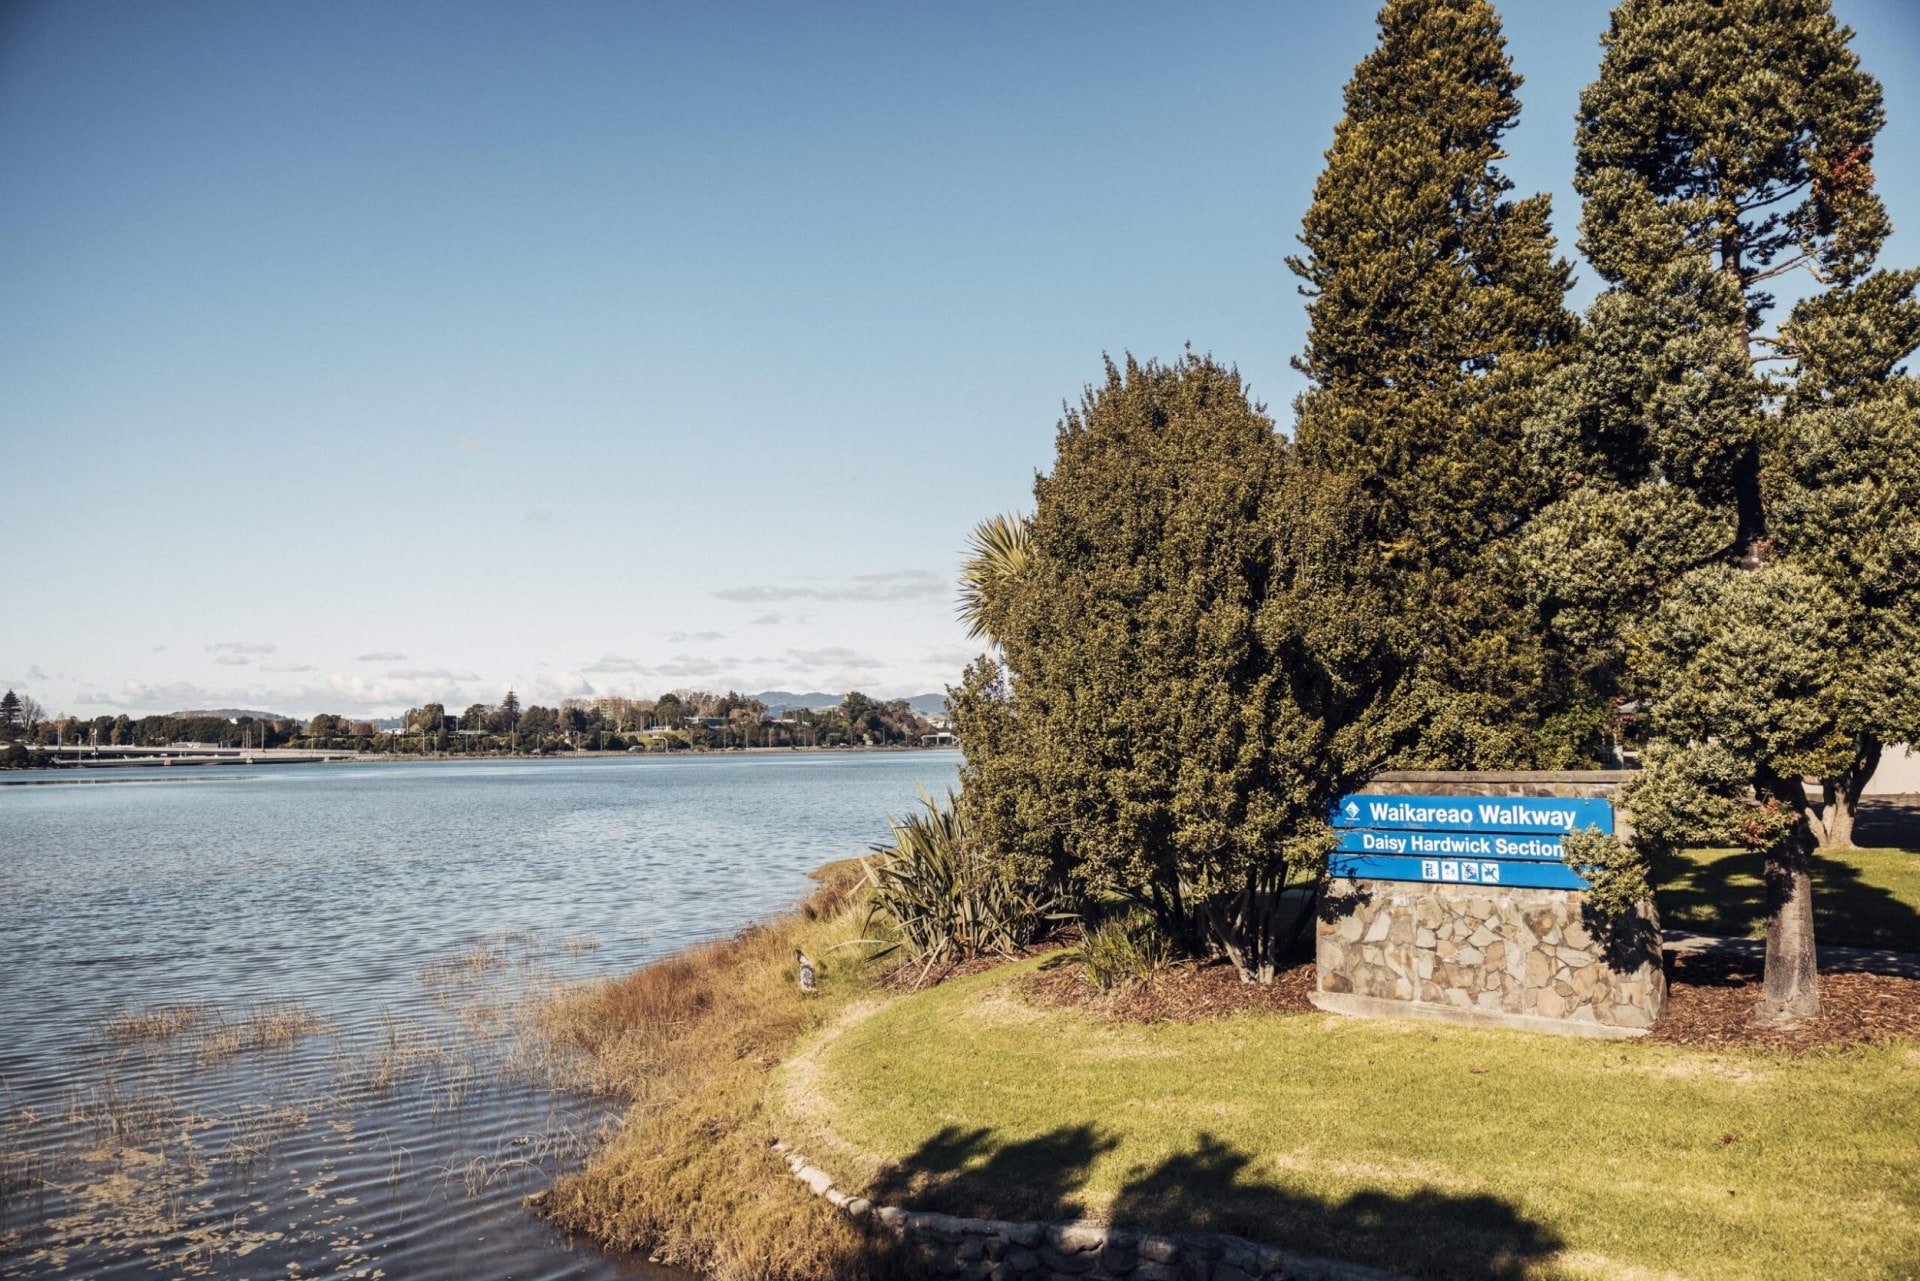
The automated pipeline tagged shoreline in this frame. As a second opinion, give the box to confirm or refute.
[530,867,1920,1281]
[1,743,962,777]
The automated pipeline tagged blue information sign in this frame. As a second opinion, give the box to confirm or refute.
[1328,853,1590,891]
[1327,791,1614,889]
[1334,829,1568,862]
[1332,793,1613,836]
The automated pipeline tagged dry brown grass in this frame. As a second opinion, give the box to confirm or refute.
[528,861,917,1281]
[104,1003,212,1043]
[193,999,328,1062]
[0,1133,54,1220]
[422,942,509,987]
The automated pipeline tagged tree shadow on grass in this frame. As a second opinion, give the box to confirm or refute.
[1653,849,1768,938]
[1111,1130,1562,1280]
[1853,797,1920,850]
[871,1126,1561,1280]
[1655,846,1920,951]
[868,1123,1119,1221]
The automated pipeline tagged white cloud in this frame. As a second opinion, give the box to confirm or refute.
[714,571,946,604]
[580,652,734,680]
[384,667,481,681]
[72,671,480,717]
[747,612,783,626]
[75,681,228,710]
[583,654,648,674]
[308,672,478,713]
[528,671,596,701]
[923,647,979,668]
[356,651,408,662]
[207,641,276,655]
[212,653,252,666]
[665,630,725,644]
[259,662,317,673]
[653,654,726,678]
[785,647,885,671]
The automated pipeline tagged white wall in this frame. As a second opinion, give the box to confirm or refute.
[1866,745,1920,796]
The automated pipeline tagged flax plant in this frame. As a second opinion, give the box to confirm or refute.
[863,791,1060,982]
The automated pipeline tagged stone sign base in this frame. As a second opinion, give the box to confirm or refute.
[1315,879,1666,1038]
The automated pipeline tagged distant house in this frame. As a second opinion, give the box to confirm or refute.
[920,730,956,747]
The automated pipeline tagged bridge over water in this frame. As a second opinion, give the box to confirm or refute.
[22,744,359,768]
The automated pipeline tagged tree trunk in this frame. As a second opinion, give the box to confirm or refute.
[1200,897,1276,986]
[1755,774,1821,1027]
[1815,738,1879,851]
[1819,783,1856,851]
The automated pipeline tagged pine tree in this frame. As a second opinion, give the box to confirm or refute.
[0,690,19,734]
[1524,0,1920,1025]
[1289,0,1579,767]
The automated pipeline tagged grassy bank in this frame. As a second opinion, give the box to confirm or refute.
[528,861,903,1279]
[1657,845,1920,949]
[773,960,1920,1281]
[534,850,1920,1280]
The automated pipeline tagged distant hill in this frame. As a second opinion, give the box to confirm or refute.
[749,691,948,719]
[750,691,843,716]
[904,693,948,718]
[175,707,292,721]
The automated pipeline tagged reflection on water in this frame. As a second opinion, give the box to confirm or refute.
[0,752,959,1279]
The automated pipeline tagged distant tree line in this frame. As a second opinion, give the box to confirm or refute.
[0,686,941,765]
[394,688,936,754]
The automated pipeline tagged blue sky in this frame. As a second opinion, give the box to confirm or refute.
[4,0,1917,718]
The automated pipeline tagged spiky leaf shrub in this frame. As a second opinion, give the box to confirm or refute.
[1071,910,1174,992]
[863,792,1057,979]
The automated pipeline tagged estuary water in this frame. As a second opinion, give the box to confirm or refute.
[0,751,960,1280]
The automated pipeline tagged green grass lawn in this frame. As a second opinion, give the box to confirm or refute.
[1656,845,1920,950]
[776,961,1920,1281]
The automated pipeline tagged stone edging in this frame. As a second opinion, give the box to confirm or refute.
[771,1139,1411,1281]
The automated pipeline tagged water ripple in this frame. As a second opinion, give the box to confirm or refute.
[0,752,958,1279]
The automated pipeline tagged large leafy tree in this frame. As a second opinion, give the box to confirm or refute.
[953,354,1404,982]
[1523,0,1920,1024]
[1289,0,1580,767]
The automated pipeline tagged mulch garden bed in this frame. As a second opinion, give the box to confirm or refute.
[882,945,1077,992]
[1646,949,1920,1051]
[1019,956,1317,1022]
[1012,949,1920,1050]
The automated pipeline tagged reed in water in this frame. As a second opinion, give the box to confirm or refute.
[529,860,905,1280]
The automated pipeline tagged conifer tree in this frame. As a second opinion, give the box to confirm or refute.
[955,354,1406,982]
[1290,0,1579,767]
[1524,0,1920,1025]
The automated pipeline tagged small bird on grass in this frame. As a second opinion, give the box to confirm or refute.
[796,948,816,993]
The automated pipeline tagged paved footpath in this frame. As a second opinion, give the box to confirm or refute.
[1664,931,1920,980]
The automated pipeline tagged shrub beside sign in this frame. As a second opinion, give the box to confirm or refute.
[1329,793,1614,890]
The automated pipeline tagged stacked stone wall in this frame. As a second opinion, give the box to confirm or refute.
[1316,882,1664,1029]
[1313,772,1666,1036]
